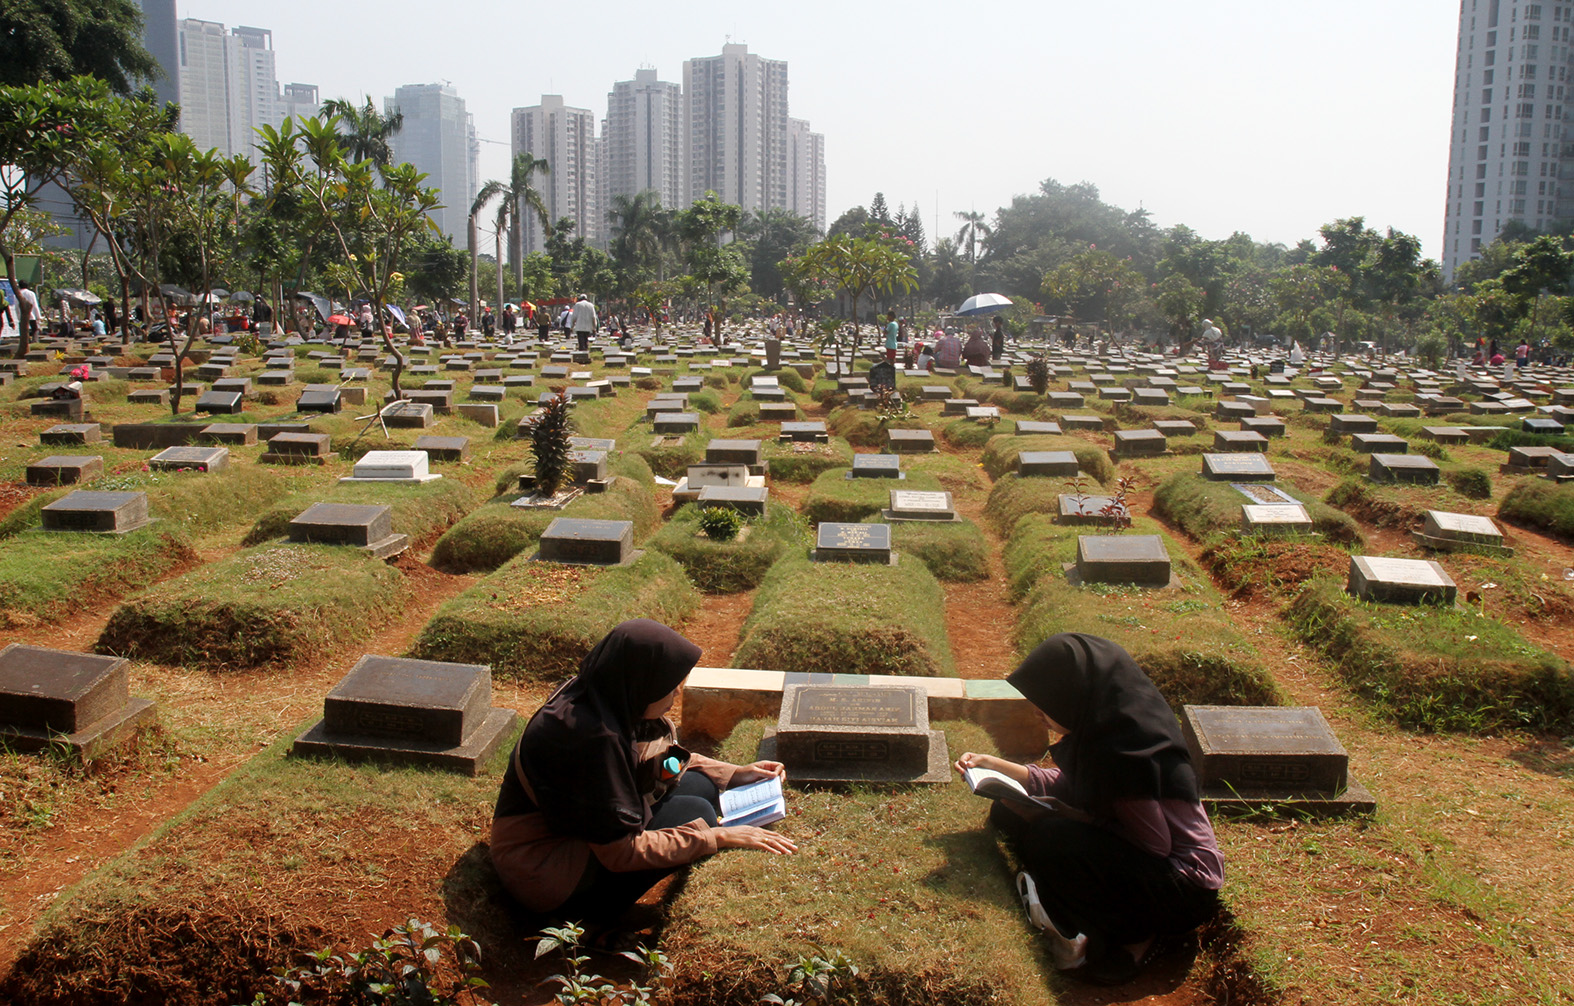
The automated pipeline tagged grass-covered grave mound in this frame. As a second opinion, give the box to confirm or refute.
[634,428,710,478]
[731,551,956,677]
[430,453,657,573]
[760,437,855,483]
[0,527,197,629]
[1006,515,1283,709]
[862,515,991,582]
[1498,478,1574,540]
[980,432,1113,482]
[800,467,947,524]
[646,502,806,593]
[0,717,517,1006]
[409,549,699,680]
[241,477,476,548]
[983,471,1091,536]
[96,542,406,670]
[655,719,1055,1006]
[826,407,929,448]
[1153,471,1364,546]
[1285,577,1574,732]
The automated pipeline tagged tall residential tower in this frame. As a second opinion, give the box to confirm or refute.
[604,68,686,213]
[683,44,790,213]
[386,83,479,247]
[511,95,602,253]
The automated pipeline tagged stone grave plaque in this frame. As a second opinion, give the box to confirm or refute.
[26,455,103,486]
[197,423,258,446]
[1506,445,1563,469]
[942,398,978,416]
[1057,494,1126,524]
[849,454,903,479]
[0,644,156,756]
[1523,417,1566,435]
[1074,535,1172,586]
[920,385,952,401]
[759,683,949,784]
[569,437,617,451]
[41,491,150,533]
[149,446,229,472]
[1182,705,1373,816]
[759,402,798,421]
[1241,416,1286,438]
[1351,433,1408,454]
[456,403,499,427]
[1214,430,1268,453]
[262,432,331,464]
[258,369,294,386]
[296,384,342,413]
[885,489,957,521]
[289,502,408,558]
[1348,556,1457,605]
[409,436,469,464]
[40,423,102,446]
[538,517,636,565]
[653,411,700,433]
[1420,426,1469,445]
[966,406,1001,422]
[1414,510,1509,554]
[779,421,828,442]
[340,450,440,483]
[1113,429,1166,456]
[1327,414,1378,436]
[1547,452,1574,481]
[1368,453,1439,485]
[1152,420,1198,438]
[292,654,517,774]
[1216,401,1255,422]
[1015,420,1063,435]
[706,439,764,468]
[1018,451,1080,477]
[1240,504,1312,535]
[196,390,244,414]
[1061,414,1104,431]
[814,522,894,564]
[885,428,936,453]
[382,400,435,429]
[683,464,748,489]
[696,484,768,515]
[1202,452,1276,482]
[569,450,609,484]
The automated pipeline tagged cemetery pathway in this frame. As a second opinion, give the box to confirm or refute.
[943,491,1022,680]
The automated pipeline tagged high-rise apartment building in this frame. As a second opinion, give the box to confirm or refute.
[175,19,316,163]
[511,95,602,254]
[177,19,231,154]
[683,44,790,214]
[386,83,479,248]
[135,0,180,107]
[604,69,686,213]
[1443,0,1574,279]
[789,118,826,233]
[226,27,280,161]
[281,83,321,125]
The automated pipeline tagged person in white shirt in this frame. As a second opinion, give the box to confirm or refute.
[15,281,40,340]
[570,294,598,352]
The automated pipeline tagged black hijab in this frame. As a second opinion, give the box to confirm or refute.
[1007,633,1199,815]
[519,619,701,844]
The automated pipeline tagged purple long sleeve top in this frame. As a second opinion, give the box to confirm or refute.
[1025,764,1225,890]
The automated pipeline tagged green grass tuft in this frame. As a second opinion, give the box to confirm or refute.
[1498,478,1574,540]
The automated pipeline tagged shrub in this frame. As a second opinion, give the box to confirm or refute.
[647,503,804,593]
[1498,479,1574,539]
[1447,466,1493,500]
[699,506,745,541]
[530,392,574,496]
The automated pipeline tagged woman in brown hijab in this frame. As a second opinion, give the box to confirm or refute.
[491,620,795,938]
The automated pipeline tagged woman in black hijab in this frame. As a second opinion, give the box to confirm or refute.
[492,620,795,938]
[954,633,1223,985]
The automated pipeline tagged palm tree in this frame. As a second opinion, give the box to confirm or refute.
[470,180,506,325]
[470,154,552,320]
[954,210,991,265]
[321,95,404,167]
[607,190,669,290]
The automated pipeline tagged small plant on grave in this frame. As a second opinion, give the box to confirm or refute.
[873,386,910,422]
[537,922,672,1005]
[1100,475,1136,532]
[761,944,864,1006]
[1025,353,1050,395]
[530,392,574,497]
[698,505,746,541]
[263,918,492,1006]
[1063,474,1091,518]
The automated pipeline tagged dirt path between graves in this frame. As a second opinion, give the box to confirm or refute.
[0,553,481,970]
[943,490,1023,680]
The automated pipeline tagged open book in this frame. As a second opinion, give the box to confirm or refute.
[719,776,787,827]
[961,767,1092,823]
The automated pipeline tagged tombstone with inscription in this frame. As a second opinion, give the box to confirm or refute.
[673,463,756,502]
[1412,510,1511,555]
[883,489,958,522]
[292,654,517,774]
[296,384,343,413]
[261,432,332,465]
[1348,555,1457,605]
[0,644,157,756]
[538,517,636,565]
[849,454,904,479]
[289,503,409,559]
[26,455,103,486]
[757,683,950,784]
[340,450,442,484]
[148,446,229,473]
[1202,452,1276,482]
[1182,705,1374,816]
[885,428,936,453]
[383,400,436,429]
[1073,535,1172,586]
[1240,503,1312,535]
[41,491,151,533]
[1018,451,1080,477]
[813,522,895,564]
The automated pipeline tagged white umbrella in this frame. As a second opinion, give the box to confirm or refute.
[957,293,1013,316]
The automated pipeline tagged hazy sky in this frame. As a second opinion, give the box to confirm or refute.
[184,0,1458,260]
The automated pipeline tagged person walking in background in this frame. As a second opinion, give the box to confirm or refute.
[571,293,598,352]
[992,314,1006,359]
[884,310,899,362]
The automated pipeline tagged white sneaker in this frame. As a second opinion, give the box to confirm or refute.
[1016,871,1086,969]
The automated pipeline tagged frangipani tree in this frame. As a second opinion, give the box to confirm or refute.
[794,234,917,372]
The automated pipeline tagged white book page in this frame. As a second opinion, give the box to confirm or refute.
[963,766,1030,797]
[720,776,783,818]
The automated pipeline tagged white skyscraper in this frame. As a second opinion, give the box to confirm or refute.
[511,95,601,254]
[605,68,686,212]
[789,118,827,233]
[226,27,280,160]
[177,19,231,154]
[1442,0,1574,279]
[281,83,321,126]
[176,19,314,163]
[385,83,479,248]
[683,44,790,213]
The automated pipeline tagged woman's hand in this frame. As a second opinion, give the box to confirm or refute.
[716,825,797,854]
[729,760,786,785]
[954,751,1009,775]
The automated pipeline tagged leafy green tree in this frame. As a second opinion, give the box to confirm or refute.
[1153,273,1205,343]
[321,95,404,167]
[607,190,671,291]
[954,210,990,265]
[827,205,870,240]
[796,234,918,370]
[928,237,971,312]
[1499,234,1574,344]
[675,192,745,336]
[404,231,468,314]
[0,0,159,93]
[1041,248,1147,331]
[738,207,819,302]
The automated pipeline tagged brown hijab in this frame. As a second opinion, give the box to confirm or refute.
[519,620,701,843]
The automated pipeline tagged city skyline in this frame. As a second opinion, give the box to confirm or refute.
[167,1,1452,259]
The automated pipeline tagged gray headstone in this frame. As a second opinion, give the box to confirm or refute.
[705,439,763,466]
[40,423,101,446]
[850,454,903,479]
[296,385,342,413]
[1018,451,1080,477]
[197,423,258,446]
[1348,556,1457,605]
[0,643,156,755]
[1202,452,1276,482]
[814,522,894,564]
[538,517,635,565]
[1014,420,1063,435]
[885,429,936,453]
[764,683,948,784]
[1075,534,1171,586]
[685,464,749,489]
[40,490,151,533]
[696,484,768,515]
[149,446,228,472]
[413,435,471,463]
[885,489,957,521]
[1368,453,1439,485]
[26,455,103,486]
[1240,504,1312,535]
[1182,705,1372,815]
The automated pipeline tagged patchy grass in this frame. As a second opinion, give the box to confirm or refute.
[647,503,808,593]
[660,719,1055,1006]
[733,551,956,677]
[96,543,406,670]
[1006,516,1283,708]
[409,550,699,680]
[240,477,475,548]
[872,517,991,582]
[1498,479,1574,540]
[827,408,928,448]
[979,432,1113,482]
[760,438,855,483]
[1285,578,1574,732]
[1153,472,1364,546]
[801,468,945,524]
[0,528,197,629]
